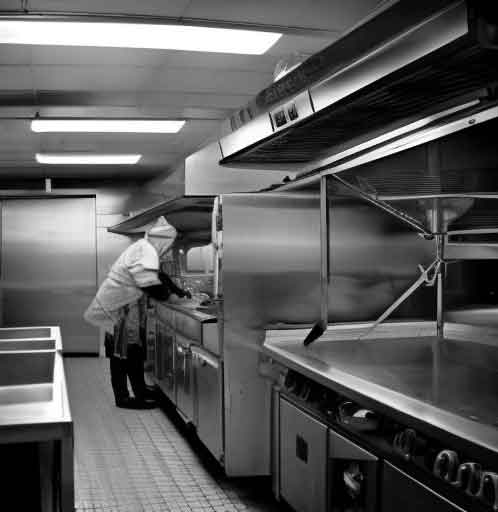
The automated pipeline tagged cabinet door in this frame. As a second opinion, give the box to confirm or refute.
[382,462,464,512]
[175,334,195,420]
[156,321,175,402]
[280,398,328,512]
[194,349,223,461]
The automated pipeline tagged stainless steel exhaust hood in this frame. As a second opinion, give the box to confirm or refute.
[219,0,498,166]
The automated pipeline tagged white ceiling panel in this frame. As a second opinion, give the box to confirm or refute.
[21,0,191,17]
[183,0,380,32]
[0,0,383,181]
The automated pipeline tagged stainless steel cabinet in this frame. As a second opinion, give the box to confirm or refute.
[280,398,328,512]
[175,333,195,421]
[381,462,464,512]
[193,346,223,462]
[155,319,176,402]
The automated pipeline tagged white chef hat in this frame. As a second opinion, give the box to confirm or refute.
[145,216,177,256]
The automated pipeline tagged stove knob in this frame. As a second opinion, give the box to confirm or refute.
[477,472,498,511]
[452,462,482,496]
[393,429,425,461]
[433,450,460,483]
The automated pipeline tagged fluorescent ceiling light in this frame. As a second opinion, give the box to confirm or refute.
[0,20,281,54]
[31,119,185,133]
[36,153,141,165]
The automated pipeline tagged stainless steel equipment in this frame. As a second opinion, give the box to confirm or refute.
[0,198,98,353]
[328,428,378,512]
[219,0,498,169]
[175,333,195,422]
[192,346,223,462]
[382,462,464,512]
[280,398,328,512]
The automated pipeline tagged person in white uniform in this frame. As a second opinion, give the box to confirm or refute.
[84,216,189,409]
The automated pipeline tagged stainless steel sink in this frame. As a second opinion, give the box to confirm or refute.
[0,339,56,351]
[0,383,52,405]
[0,351,54,387]
[0,327,52,339]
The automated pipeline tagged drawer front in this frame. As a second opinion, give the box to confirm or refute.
[175,312,202,341]
[155,304,175,327]
[202,322,220,355]
[280,398,328,512]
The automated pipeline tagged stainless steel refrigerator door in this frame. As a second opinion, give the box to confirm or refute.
[0,198,98,353]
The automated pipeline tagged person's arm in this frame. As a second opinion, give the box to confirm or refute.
[141,272,191,301]
[158,272,191,298]
[141,282,171,301]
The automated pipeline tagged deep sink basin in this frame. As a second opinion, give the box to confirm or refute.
[0,339,56,351]
[0,327,52,339]
[0,351,54,387]
[0,384,52,405]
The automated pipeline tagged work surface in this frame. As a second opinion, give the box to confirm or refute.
[264,325,498,454]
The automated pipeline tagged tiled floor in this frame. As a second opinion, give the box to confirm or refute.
[65,357,286,512]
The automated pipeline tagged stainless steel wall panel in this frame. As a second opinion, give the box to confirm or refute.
[0,198,98,353]
[221,192,321,476]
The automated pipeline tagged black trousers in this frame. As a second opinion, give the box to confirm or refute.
[109,343,147,402]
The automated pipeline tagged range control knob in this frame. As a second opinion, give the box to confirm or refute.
[452,462,482,496]
[433,450,460,483]
[477,472,498,511]
[393,429,426,461]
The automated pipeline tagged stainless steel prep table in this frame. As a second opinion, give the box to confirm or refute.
[0,326,73,512]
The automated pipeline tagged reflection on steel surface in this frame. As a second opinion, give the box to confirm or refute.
[0,198,98,353]
[220,190,435,474]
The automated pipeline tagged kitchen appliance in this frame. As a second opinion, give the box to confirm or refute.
[276,366,498,512]
[218,0,498,170]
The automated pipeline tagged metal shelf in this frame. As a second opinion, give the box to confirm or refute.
[107,195,214,241]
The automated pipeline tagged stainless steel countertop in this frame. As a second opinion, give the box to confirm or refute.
[264,322,498,454]
[155,301,217,323]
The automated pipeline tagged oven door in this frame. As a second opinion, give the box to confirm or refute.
[329,428,379,512]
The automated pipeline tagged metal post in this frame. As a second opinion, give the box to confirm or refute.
[320,175,330,331]
[436,233,445,339]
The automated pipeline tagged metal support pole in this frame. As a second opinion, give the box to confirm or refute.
[436,233,445,339]
[320,175,330,330]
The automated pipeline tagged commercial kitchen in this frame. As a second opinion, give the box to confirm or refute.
[1,0,498,511]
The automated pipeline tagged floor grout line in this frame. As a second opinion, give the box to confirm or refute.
[65,357,283,512]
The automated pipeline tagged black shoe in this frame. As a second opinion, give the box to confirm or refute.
[115,397,158,409]
[143,386,158,400]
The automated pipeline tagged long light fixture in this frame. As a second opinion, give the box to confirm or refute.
[36,153,141,164]
[31,119,185,133]
[0,20,281,54]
